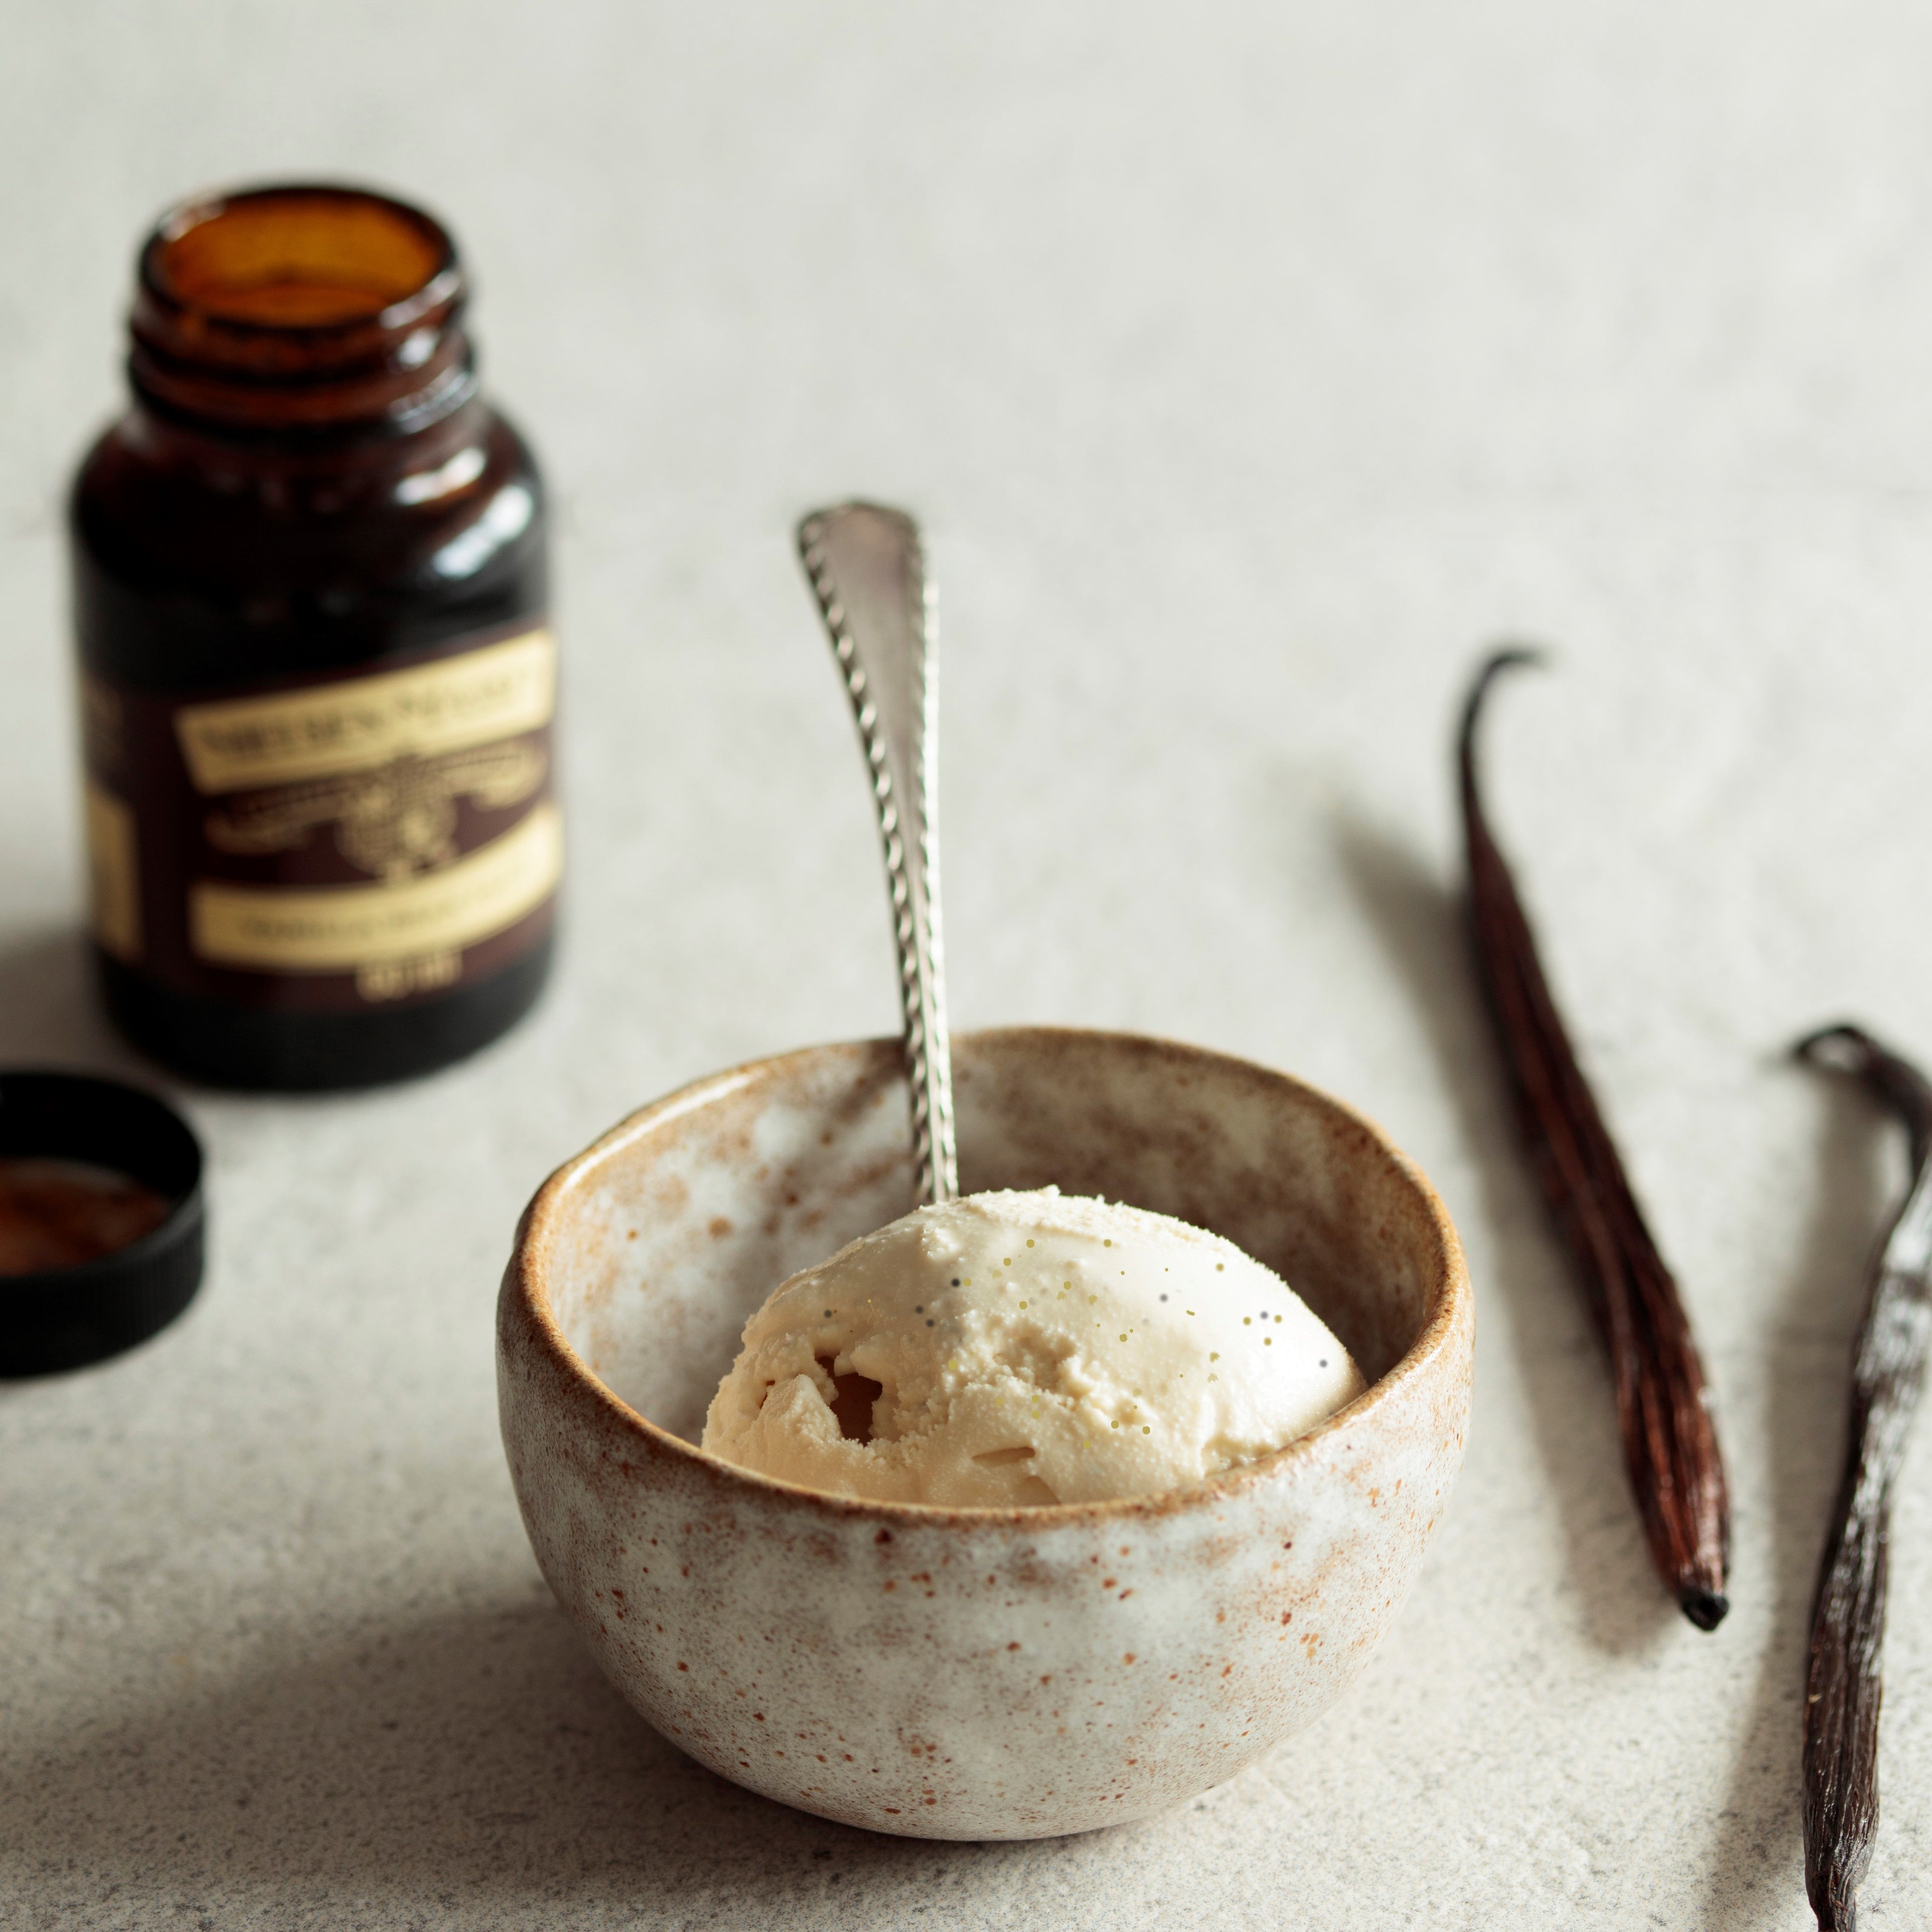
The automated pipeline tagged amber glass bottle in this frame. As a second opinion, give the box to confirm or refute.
[71,184,557,1089]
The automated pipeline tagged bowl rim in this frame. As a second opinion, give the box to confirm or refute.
[505,1024,1471,1529]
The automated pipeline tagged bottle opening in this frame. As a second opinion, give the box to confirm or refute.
[152,189,452,329]
[129,183,471,432]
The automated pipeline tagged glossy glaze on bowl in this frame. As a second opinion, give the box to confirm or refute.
[498,1028,1473,1839]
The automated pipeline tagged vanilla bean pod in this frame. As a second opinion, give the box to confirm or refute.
[1793,1024,1932,1932]
[1458,651,1729,1628]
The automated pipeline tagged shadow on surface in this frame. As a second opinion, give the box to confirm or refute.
[1,1590,1129,1925]
[1700,1070,1889,1930]
[1332,810,1675,1656]
[0,926,138,1072]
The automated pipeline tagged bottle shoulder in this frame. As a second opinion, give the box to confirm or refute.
[72,400,549,690]
[72,401,543,580]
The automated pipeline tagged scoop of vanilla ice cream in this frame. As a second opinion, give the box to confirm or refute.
[701,1188,1365,1507]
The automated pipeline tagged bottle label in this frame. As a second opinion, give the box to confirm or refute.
[82,623,560,1011]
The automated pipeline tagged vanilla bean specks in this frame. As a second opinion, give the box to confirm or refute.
[1458,651,1730,1629]
[1793,1024,1932,1932]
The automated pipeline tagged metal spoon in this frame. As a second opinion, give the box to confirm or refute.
[796,502,957,1207]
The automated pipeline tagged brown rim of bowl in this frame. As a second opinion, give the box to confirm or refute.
[508,1026,1471,1530]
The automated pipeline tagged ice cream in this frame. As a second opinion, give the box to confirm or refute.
[701,1188,1365,1507]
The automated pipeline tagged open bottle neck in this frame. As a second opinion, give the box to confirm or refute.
[126,183,476,437]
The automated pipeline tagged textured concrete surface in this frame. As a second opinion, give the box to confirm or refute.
[2,3,1928,1925]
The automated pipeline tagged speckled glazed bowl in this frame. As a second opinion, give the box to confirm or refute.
[498,1028,1472,1840]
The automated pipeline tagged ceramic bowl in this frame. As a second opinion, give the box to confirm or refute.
[498,1027,1472,1840]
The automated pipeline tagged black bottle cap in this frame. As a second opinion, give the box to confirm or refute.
[0,1071,205,1377]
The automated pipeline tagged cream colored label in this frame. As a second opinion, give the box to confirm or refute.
[174,629,556,795]
[84,780,141,961]
[189,802,561,974]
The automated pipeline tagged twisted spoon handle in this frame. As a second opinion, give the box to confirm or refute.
[796,502,957,1206]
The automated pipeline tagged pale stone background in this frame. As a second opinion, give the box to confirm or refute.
[2,3,1928,1925]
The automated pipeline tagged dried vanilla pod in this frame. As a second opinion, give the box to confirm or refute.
[1793,1023,1932,1932]
[1458,650,1730,1629]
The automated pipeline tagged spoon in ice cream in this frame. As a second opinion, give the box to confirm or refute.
[796,503,957,1206]
[716,506,1364,1506]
